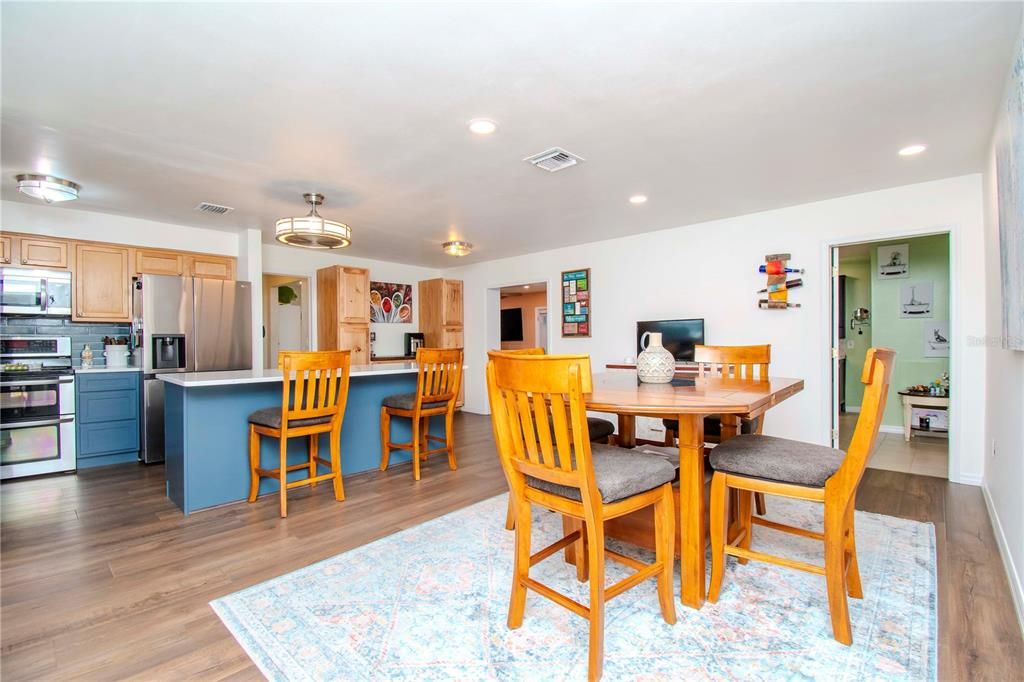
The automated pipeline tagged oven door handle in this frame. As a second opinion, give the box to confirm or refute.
[0,377,75,387]
[0,416,75,429]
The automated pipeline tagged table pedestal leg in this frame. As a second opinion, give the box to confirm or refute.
[617,414,636,448]
[677,413,706,608]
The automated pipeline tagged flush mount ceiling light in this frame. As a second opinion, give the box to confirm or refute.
[275,193,351,249]
[629,194,648,204]
[898,144,927,156]
[468,118,498,135]
[15,174,80,203]
[442,240,473,257]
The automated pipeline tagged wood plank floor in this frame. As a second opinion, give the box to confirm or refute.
[2,413,1021,680]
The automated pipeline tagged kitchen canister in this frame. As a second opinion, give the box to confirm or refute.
[637,332,675,383]
[104,344,129,367]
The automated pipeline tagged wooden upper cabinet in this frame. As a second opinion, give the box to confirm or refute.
[189,254,235,280]
[73,243,131,322]
[19,237,69,269]
[341,267,369,323]
[0,236,11,265]
[136,249,185,276]
[338,324,370,365]
[443,279,463,327]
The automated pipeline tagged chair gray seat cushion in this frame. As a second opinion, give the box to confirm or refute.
[248,407,332,429]
[586,417,615,442]
[527,444,676,504]
[382,392,447,411]
[662,415,759,438]
[708,434,846,488]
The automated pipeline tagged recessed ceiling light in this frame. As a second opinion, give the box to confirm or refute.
[468,118,497,135]
[629,194,648,205]
[898,144,927,157]
[442,240,473,257]
[15,174,80,203]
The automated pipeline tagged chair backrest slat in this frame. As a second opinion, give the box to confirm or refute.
[278,351,352,430]
[415,348,463,409]
[487,352,599,507]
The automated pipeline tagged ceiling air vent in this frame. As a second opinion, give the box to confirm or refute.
[194,202,234,215]
[523,147,584,173]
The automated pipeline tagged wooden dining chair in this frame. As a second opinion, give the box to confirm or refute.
[248,350,351,518]
[379,347,463,481]
[495,347,617,530]
[487,351,677,682]
[707,347,895,645]
[662,344,771,515]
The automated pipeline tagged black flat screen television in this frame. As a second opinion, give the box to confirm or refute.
[636,319,705,362]
[501,308,524,342]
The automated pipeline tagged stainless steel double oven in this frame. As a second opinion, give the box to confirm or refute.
[0,336,76,479]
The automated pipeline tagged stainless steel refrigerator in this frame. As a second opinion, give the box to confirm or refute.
[133,275,252,463]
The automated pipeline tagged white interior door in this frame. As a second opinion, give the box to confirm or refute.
[830,246,841,448]
[536,307,548,352]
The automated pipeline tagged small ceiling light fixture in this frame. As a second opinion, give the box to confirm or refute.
[898,144,927,157]
[442,240,473,257]
[275,193,351,249]
[468,118,498,135]
[15,174,80,203]
[629,194,648,204]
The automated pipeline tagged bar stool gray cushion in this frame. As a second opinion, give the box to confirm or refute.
[662,415,759,438]
[527,444,676,504]
[586,417,615,442]
[382,392,447,411]
[709,434,846,488]
[248,407,332,429]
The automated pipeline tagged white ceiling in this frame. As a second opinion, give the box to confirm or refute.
[2,2,1020,267]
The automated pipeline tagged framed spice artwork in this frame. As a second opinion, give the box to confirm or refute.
[561,268,591,337]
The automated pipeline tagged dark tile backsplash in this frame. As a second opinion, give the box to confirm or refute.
[0,316,131,367]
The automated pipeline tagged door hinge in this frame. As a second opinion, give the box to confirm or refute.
[832,265,839,277]
[831,428,839,442]
[831,347,839,359]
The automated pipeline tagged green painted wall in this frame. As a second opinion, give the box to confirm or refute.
[840,257,872,409]
[870,234,950,426]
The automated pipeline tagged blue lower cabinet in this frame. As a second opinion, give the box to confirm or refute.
[76,372,142,469]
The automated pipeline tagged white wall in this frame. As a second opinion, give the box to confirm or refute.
[261,243,440,357]
[1,200,240,256]
[981,27,1024,630]
[442,174,988,485]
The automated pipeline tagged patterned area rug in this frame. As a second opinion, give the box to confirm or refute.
[212,494,936,681]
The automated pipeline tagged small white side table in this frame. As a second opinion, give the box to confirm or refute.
[899,392,949,442]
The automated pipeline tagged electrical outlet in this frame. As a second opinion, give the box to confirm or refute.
[846,339,855,349]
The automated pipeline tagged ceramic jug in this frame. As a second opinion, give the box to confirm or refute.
[637,332,675,383]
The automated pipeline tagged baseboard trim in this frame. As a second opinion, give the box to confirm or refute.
[954,473,983,486]
[982,482,1024,637]
[878,425,904,435]
[844,406,861,414]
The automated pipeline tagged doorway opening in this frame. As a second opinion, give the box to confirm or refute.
[497,282,549,352]
[262,273,311,369]
[832,234,950,479]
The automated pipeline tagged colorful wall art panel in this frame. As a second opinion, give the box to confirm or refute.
[758,253,803,309]
[561,268,591,337]
[370,281,413,323]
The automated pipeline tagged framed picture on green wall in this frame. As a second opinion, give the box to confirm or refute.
[900,282,933,318]
[878,243,909,279]
[924,321,949,358]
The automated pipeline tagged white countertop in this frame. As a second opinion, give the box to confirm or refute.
[156,362,421,387]
[75,365,143,373]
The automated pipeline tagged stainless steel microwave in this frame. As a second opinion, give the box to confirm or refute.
[0,267,72,317]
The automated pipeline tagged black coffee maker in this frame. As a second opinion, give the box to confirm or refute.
[404,332,425,358]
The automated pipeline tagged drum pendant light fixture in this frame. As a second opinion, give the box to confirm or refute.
[275,193,351,249]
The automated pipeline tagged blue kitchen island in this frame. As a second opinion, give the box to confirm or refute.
[159,363,436,514]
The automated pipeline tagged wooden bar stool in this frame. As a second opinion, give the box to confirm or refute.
[663,344,771,515]
[487,351,677,682]
[379,347,463,481]
[248,350,352,518]
[707,348,895,645]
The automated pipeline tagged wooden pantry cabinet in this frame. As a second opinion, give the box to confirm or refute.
[73,243,132,322]
[418,278,465,406]
[316,265,371,365]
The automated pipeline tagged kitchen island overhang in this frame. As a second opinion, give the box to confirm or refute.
[158,363,446,514]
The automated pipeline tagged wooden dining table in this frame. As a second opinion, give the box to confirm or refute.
[584,369,804,609]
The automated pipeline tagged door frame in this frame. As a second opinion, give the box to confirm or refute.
[820,226,959,482]
[262,273,311,368]
[484,279,554,412]
[535,306,548,350]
